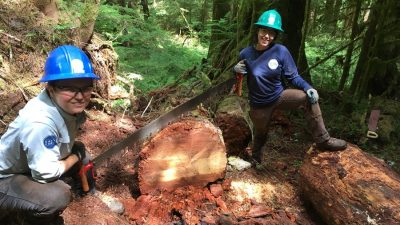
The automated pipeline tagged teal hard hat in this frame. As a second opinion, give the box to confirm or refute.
[40,45,100,82]
[255,9,284,32]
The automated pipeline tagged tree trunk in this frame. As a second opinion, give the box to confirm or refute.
[299,145,400,224]
[331,0,342,35]
[350,0,399,99]
[208,0,231,69]
[272,0,311,83]
[72,0,100,48]
[140,0,150,20]
[199,0,209,31]
[322,0,335,33]
[33,0,59,20]
[338,0,361,91]
[138,119,227,194]
[214,95,252,157]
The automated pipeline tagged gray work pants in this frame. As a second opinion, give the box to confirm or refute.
[0,175,71,220]
[0,144,87,221]
[249,89,330,154]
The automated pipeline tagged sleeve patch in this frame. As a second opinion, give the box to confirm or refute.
[43,135,57,149]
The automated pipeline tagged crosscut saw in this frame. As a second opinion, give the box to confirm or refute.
[93,78,236,166]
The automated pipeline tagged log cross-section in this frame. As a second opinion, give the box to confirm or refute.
[138,119,227,194]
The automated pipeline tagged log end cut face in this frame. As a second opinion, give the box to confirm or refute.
[138,119,227,194]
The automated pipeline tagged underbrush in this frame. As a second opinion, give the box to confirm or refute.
[95,4,207,94]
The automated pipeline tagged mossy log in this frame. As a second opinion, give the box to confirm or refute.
[214,95,252,157]
[138,118,227,194]
[299,144,400,225]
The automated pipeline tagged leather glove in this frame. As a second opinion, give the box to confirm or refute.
[306,88,319,104]
[71,141,86,161]
[233,60,247,74]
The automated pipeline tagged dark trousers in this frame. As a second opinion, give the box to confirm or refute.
[0,144,87,221]
[249,89,330,155]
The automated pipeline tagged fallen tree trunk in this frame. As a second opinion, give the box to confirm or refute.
[138,118,227,194]
[214,95,252,157]
[299,144,400,225]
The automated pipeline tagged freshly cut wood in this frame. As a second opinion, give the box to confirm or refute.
[214,95,252,156]
[138,118,227,194]
[299,144,400,225]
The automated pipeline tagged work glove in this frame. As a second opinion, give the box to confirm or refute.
[306,88,319,104]
[71,141,86,161]
[233,60,247,74]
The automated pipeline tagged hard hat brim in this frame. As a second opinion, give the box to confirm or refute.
[255,23,284,32]
[39,73,100,82]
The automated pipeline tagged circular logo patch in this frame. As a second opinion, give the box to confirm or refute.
[43,135,57,149]
[268,59,279,70]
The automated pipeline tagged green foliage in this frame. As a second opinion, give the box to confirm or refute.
[95,4,207,93]
[305,33,359,90]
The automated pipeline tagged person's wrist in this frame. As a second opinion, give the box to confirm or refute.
[72,152,81,161]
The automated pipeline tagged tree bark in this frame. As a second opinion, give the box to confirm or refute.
[299,144,400,225]
[350,0,399,99]
[272,0,311,82]
[140,0,150,20]
[331,0,342,35]
[73,0,100,47]
[138,119,227,194]
[214,95,252,157]
[199,0,209,31]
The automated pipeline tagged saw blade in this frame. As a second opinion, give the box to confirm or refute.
[93,78,236,166]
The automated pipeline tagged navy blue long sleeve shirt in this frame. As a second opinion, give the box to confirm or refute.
[239,43,312,107]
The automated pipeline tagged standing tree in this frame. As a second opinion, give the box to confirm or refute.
[350,0,400,99]
[338,0,362,91]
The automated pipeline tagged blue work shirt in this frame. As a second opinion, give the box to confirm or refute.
[239,43,312,107]
[0,89,85,183]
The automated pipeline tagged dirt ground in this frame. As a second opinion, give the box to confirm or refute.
[55,107,323,225]
[0,78,324,225]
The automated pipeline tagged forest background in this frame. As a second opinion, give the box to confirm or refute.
[0,0,399,172]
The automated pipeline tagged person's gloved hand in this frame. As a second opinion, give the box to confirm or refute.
[234,60,247,74]
[306,88,319,104]
[71,141,86,161]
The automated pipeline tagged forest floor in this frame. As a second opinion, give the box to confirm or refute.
[56,106,324,225]
[0,87,328,225]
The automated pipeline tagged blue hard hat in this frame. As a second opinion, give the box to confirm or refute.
[40,45,100,82]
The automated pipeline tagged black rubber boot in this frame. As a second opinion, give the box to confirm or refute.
[316,137,347,151]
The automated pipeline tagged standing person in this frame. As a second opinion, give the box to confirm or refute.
[233,9,347,164]
[0,45,98,224]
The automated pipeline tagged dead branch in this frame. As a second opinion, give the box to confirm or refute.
[141,96,153,118]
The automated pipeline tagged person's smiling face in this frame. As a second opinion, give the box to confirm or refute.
[256,28,277,51]
[47,78,94,115]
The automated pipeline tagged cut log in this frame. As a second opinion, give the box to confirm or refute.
[138,118,227,194]
[214,95,252,156]
[299,144,400,225]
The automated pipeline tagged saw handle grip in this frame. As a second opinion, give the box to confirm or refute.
[79,161,95,193]
[235,73,244,96]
